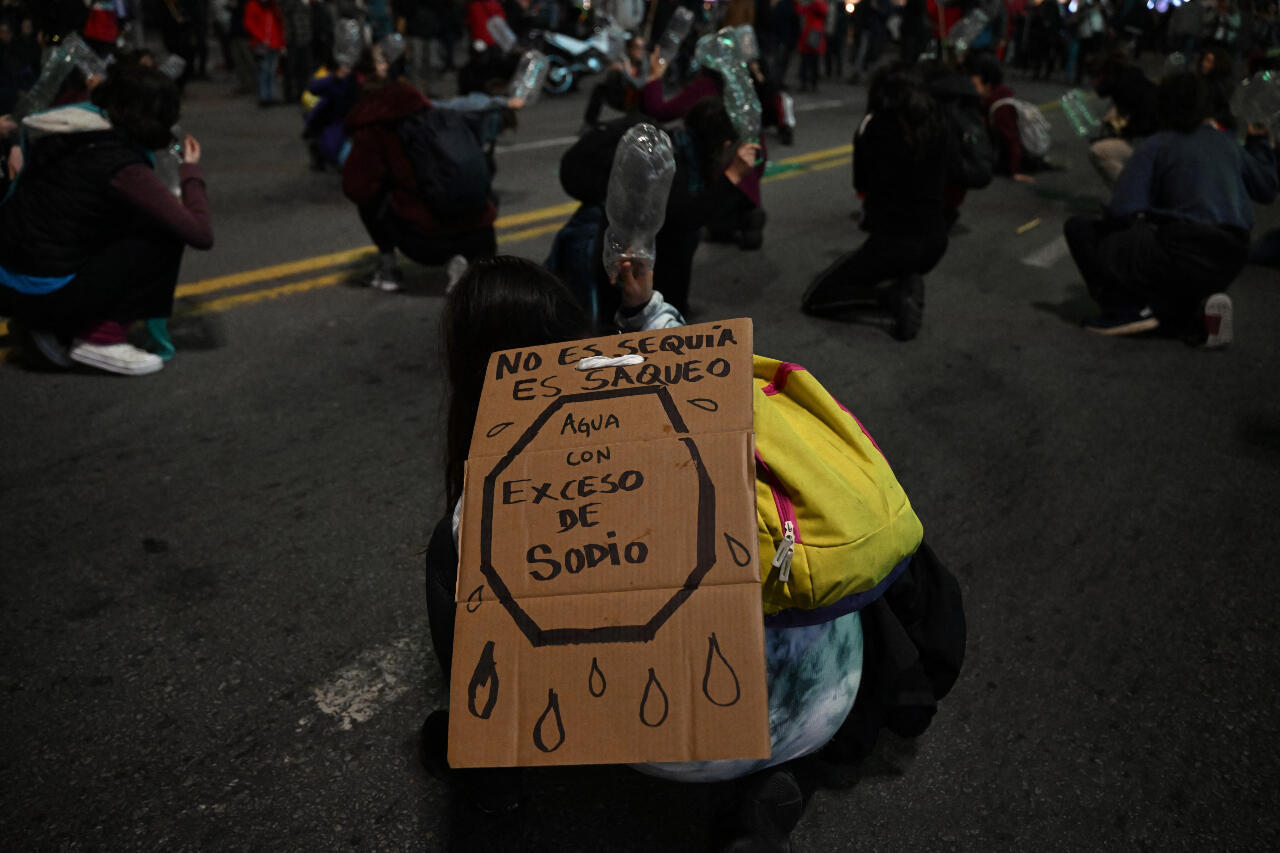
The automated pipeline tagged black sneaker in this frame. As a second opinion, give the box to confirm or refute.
[722,768,805,853]
[739,208,766,251]
[1084,305,1159,336]
[892,275,925,341]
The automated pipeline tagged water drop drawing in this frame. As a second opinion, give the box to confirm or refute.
[723,533,751,567]
[467,641,499,719]
[486,421,514,438]
[640,667,670,727]
[702,633,741,707]
[588,657,607,697]
[687,398,719,412]
[465,585,484,613]
[533,688,566,752]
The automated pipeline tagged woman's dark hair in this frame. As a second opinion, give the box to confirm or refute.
[684,96,737,177]
[91,65,180,150]
[965,51,1003,87]
[442,256,592,509]
[1198,44,1234,81]
[1157,72,1210,133]
[868,64,943,160]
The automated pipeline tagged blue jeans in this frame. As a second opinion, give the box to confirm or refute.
[256,49,279,103]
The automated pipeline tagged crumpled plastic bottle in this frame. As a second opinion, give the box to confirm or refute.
[608,0,646,31]
[157,54,187,81]
[14,33,108,119]
[379,33,407,65]
[333,19,364,69]
[694,30,761,144]
[602,124,676,280]
[487,17,518,53]
[154,123,184,198]
[508,50,550,105]
[1060,88,1107,136]
[1231,70,1280,129]
[732,24,759,64]
[947,10,990,55]
[656,7,695,69]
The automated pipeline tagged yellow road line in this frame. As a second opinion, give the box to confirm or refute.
[185,270,349,315]
[497,221,566,244]
[176,246,374,298]
[495,201,580,228]
[1017,218,1043,234]
[774,144,853,165]
[764,156,850,182]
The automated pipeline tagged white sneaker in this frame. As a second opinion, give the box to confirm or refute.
[445,254,468,293]
[69,340,164,375]
[366,268,403,292]
[1201,293,1233,349]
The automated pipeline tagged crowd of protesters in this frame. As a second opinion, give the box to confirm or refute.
[0,2,1276,852]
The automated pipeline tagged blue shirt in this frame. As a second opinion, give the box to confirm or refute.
[1110,125,1279,230]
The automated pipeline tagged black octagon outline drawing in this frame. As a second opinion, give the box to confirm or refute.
[479,386,716,647]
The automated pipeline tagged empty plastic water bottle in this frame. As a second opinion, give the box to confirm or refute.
[1060,88,1107,136]
[732,24,759,64]
[487,17,518,53]
[947,10,990,55]
[14,33,108,119]
[333,19,364,68]
[602,124,676,279]
[609,0,646,30]
[154,124,184,197]
[1232,71,1280,129]
[508,50,550,105]
[157,54,187,81]
[379,33,406,65]
[694,31,761,144]
[656,7,695,69]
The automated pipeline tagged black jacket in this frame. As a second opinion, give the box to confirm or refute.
[0,126,148,277]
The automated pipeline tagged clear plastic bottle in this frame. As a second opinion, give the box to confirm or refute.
[154,124,184,198]
[732,24,759,64]
[379,33,407,65]
[158,54,187,81]
[508,50,550,105]
[1060,88,1106,136]
[947,10,990,55]
[694,32,761,144]
[1231,70,1280,129]
[333,19,365,69]
[602,124,676,279]
[487,17,518,53]
[656,7,695,69]
[14,33,108,119]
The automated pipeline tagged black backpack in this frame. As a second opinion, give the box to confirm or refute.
[395,107,492,220]
[941,99,995,191]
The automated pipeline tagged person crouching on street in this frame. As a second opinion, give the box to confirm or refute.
[0,66,213,376]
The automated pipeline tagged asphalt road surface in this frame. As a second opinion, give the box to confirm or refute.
[3,59,1279,853]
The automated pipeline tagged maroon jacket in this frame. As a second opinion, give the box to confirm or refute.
[982,84,1025,176]
[341,82,497,236]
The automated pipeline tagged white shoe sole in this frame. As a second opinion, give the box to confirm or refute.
[69,344,164,376]
[1202,293,1233,349]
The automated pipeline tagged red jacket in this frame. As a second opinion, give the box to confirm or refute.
[341,82,497,236]
[797,1,828,55]
[467,0,507,45]
[245,0,286,52]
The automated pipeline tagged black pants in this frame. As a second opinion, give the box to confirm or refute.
[802,229,947,314]
[1064,215,1249,331]
[799,54,820,91]
[282,44,315,103]
[0,233,183,332]
[357,202,497,266]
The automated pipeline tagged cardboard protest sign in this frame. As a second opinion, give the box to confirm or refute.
[448,318,769,768]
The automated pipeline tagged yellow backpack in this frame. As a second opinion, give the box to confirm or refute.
[753,356,924,621]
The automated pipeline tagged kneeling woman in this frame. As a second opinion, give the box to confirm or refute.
[802,66,948,341]
[422,256,865,849]
[0,66,212,375]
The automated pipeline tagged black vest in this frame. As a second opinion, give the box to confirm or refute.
[0,129,149,277]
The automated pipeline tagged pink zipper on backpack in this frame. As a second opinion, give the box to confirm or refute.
[755,451,799,583]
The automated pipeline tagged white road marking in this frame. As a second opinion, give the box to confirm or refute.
[496,135,580,154]
[794,99,850,112]
[1022,235,1070,269]
[313,636,419,730]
